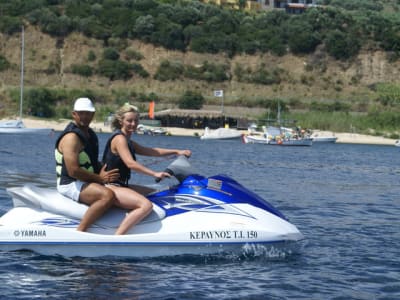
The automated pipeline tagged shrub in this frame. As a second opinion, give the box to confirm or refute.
[71,64,93,77]
[234,63,283,85]
[375,83,400,106]
[0,55,11,71]
[25,88,56,117]
[309,100,351,112]
[0,16,22,34]
[325,30,361,60]
[102,48,120,60]
[131,63,149,78]
[125,49,144,61]
[97,59,132,80]
[154,60,184,81]
[178,90,204,109]
[184,61,230,82]
[87,50,96,62]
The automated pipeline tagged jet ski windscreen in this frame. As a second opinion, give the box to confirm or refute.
[164,155,195,182]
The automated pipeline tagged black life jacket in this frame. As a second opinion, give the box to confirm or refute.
[55,122,100,185]
[102,130,136,186]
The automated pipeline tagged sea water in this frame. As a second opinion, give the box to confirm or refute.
[0,132,399,299]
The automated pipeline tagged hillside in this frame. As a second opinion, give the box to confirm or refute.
[1,26,400,118]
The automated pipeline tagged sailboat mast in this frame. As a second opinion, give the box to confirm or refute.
[277,100,281,125]
[19,26,24,119]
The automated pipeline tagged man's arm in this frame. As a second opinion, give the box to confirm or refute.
[59,133,119,183]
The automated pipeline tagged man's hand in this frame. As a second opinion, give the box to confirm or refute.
[99,164,120,184]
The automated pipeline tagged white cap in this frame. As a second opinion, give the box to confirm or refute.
[73,97,95,112]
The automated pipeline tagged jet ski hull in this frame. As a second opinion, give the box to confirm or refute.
[0,205,303,257]
[0,156,304,258]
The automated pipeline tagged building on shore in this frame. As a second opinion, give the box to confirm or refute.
[201,0,317,12]
[141,108,254,130]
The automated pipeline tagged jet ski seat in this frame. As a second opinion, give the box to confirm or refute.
[7,184,166,228]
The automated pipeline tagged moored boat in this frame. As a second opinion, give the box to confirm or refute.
[243,126,312,146]
[200,127,242,140]
[0,119,53,135]
[310,131,337,143]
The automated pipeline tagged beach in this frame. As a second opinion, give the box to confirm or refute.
[10,118,399,146]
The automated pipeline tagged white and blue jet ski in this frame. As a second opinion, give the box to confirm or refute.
[0,156,304,258]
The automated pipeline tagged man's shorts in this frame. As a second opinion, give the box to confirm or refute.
[57,180,86,202]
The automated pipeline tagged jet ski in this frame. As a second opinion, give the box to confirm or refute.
[0,156,304,258]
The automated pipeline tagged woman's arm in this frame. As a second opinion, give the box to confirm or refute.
[113,136,175,179]
[132,140,191,157]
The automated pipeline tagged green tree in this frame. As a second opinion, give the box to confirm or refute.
[71,64,93,77]
[131,63,149,78]
[87,50,96,61]
[286,20,320,54]
[97,59,132,80]
[133,15,155,41]
[154,60,184,81]
[0,55,11,71]
[325,30,361,59]
[151,19,185,50]
[0,16,22,34]
[27,8,73,37]
[178,91,204,109]
[25,88,56,118]
[103,48,120,60]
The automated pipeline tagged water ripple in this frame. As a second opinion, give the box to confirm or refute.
[0,135,399,299]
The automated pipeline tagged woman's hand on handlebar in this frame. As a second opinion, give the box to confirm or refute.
[154,171,171,181]
[178,150,191,157]
[154,171,172,183]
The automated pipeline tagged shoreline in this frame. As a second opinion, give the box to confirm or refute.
[10,117,398,146]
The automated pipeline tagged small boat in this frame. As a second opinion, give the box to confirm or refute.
[0,119,53,135]
[312,136,337,143]
[243,134,313,146]
[136,124,169,136]
[310,132,337,143]
[395,140,400,147]
[200,127,242,140]
[243,126,313,146]
[0,156,303,258]
[150,127,169,135]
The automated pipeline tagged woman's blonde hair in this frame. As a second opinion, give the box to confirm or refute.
[111,103,140,130]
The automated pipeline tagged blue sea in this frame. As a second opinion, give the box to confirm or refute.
[0,132,399,299]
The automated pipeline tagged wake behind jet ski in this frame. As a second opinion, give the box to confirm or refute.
[0,156,304,258]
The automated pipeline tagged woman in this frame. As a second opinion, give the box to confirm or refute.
[103,103,191,235]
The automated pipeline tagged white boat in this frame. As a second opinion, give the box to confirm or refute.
[311,132,337,143]
[312,136,337,143]
[395,140,400,147]
[243,126,313,146]
[243,134,313,146]
[136,124,169,136]
[200,127,242,140]
[0,119,53,135]
[0,27,53,135]
[0,156,303,258]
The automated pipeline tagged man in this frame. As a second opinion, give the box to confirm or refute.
[55,97,120,232]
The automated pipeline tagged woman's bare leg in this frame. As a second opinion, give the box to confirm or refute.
[129,184,156,196]
[107,185,153,235]
[78,183,115,232]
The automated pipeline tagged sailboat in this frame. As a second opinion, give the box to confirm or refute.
[0,26,53,135]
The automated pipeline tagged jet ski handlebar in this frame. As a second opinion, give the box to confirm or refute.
[155,155,195,183]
